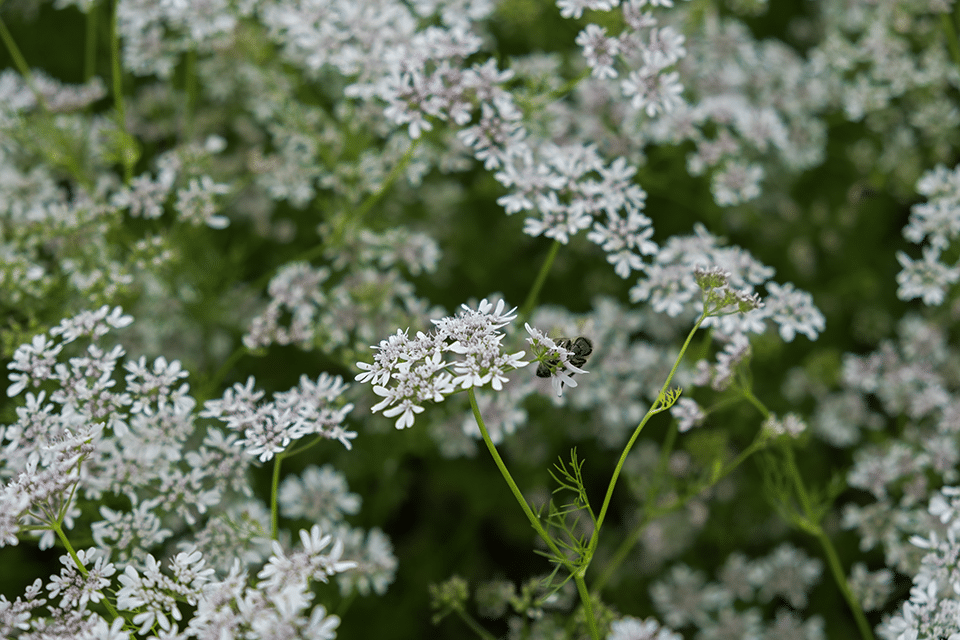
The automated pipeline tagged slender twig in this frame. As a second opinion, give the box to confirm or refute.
[519,240,561,323]
[0,14,49,111]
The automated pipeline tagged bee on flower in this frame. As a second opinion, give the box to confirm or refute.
[525,324,592,397]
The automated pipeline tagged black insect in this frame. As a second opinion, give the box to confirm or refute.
[536,336,593,378]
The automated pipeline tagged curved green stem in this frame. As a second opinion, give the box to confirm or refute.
[328,139,421,248]
[468,389,569,568]
[245,139,422,296]
[591,312,706,539]
[591,396,768,594]
[747,391,874,640]
[471,388,599,637]
[195,343,249,403]
[0,15,49,111]
[814,527,875,640]
[454,606,498,640]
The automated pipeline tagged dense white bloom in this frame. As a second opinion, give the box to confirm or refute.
[628,226,821,343]
[762,413,807,439]
[881,486,960,640]
[356,298,529,428]
[670,397,704,433]
[710,160,763,206]
[621,67,684,117]
[761,282,825,342]
[577,24,620,79]
[557,0,619,20]
[608,615,682,640]
[279,465,361,528]
[174,175,231,228]
[896,247,960,306]
[201,373,356,461]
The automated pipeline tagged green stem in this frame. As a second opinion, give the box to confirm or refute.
[454,607,498,640]
[574,573,600,640]
[784,447,873,639]
[328,140,421,247]
[184,48,198,140]
[814,527,875,640]
[591,312,706,539]
[591,411,768,594]
[590,418,679,594]
[549,67,591,101]
[942,12,960,72]
[52,519,122,620]
[471,388,598,637]
[84,4,98,83]
[748,392,874,640]
[244,139,423,297]
[195,343,248,403]
[0,15,49,111]
[109,0,133,183]
[519,240,561,323]
[467,388,572,572]
[741,387,769,420]
[270,452,285,540]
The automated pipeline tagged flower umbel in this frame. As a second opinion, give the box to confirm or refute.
[356,299,529,429]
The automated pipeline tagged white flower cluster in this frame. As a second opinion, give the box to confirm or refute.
[630,224,825,341]
[607,615,682,640]
[897,163,960,306]
[356,299,529,429]
[880,486,960,640]
[201,374,357,462]
[1,307,392,635]
[571,1,687,118]
[243,228,442,352]
[650,546,826,639]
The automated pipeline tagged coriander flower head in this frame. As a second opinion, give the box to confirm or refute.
[355,299,529,429]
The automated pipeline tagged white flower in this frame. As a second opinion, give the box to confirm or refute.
[356,298,529,428]
[896,247,960,306]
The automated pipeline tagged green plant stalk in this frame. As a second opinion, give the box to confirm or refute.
[744,389,875,640]
[454,606,498,640]
[270,452,285,540]
[781,446,874,640]
[468,388,569,566]
[328,140,421,248]
[591,409,769,594]
[574,572,600,640]
[813,526,875,640]
[85,4,98,83]
[590,421,678,594]
[519,240,561,323]
[247,137,423,295]
[942,12,960,71]
[110,0,133,183]
[591,311,706,541]
[184,48,198,140]
[195,345,248,404]
[52,519,123,621]
[467,388,599,639]
[0,15,49,111]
